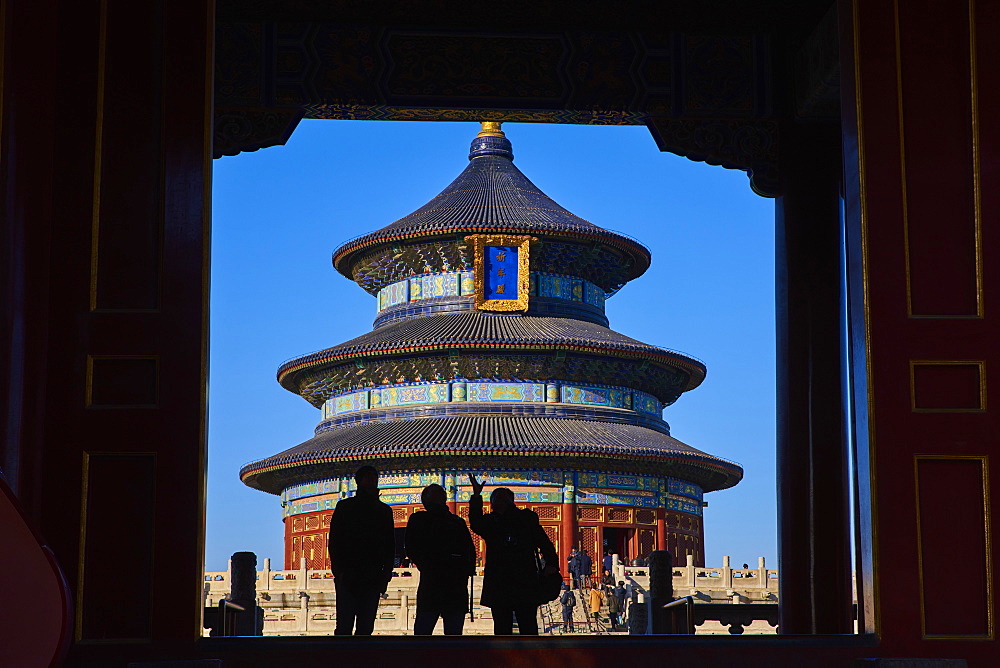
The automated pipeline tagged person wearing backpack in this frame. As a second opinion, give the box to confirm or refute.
[404,484,477,635]
[559,583,576,633]
[467,474,559,635]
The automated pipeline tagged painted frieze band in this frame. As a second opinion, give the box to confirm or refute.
[466,382,545,402]
[321,380,663,419]
[562,384,630,409]
[375,270,607,314]
[281,469,703,518]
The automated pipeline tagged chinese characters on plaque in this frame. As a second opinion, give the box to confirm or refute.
[485,246,518,299]
[467,234,533,312]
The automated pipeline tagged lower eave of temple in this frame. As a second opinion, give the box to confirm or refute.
[239,415,743,495]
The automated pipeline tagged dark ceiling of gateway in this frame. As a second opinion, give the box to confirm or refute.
[216,0,833,41]
[212,0,840,198]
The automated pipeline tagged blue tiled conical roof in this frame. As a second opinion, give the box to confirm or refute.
[332,124,651,281]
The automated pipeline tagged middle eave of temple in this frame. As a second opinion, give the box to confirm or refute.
[331,126,652,295]
[276,312,707,407]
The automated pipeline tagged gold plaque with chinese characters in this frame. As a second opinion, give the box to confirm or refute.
[467,234,533,312]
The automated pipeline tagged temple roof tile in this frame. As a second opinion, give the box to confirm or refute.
[240,415,743,495]
[277,312,706,399]
[332,123,651,287]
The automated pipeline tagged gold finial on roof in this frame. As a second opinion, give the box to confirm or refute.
[477,121,505,138]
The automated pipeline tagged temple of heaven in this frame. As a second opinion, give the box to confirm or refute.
[240,122,743,571]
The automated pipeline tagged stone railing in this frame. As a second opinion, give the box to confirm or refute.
[203,555,795,636]
[203,558,484,597]
[612,554,779,605]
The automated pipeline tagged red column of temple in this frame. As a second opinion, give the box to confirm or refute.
[560,506,576,569]
[560,480,577,575]
[284,518,293,570]
[446,474,458,513]
[655,508,667,552]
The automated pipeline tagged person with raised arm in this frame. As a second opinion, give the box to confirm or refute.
[466,473,559,635]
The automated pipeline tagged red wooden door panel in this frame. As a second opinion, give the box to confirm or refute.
[0,0,213,652]
[844,0,999,658]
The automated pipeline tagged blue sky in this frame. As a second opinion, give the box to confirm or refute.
[207,119,776,572]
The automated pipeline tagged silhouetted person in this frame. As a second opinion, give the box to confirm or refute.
[559,583,576,632]
[467,474,558,635]
[328,465,394,635]
[603,550,613,574]
[404,483,476,635]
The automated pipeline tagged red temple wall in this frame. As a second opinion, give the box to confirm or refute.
[284,503,704,571]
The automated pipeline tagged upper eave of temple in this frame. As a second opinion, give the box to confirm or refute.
[331,124,652,288]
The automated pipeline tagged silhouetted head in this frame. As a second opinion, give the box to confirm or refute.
[421,483,447,509]
[354,465,379,494]
[489,487,515,514]
[618,581,625,587]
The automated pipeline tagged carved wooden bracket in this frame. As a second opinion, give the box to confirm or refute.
[213,108,304,159]
[646,117,781,198]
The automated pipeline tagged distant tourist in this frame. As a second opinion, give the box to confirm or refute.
[578,550,593,588]
[404,484,476,635]
[606,585,622,630]
[328,465,394,635]
[603,550,613,574]
[559,583,576,633]
[567,548,581,589]
[588,585,605,626]
[467,473,559,635]
[601,569,615,586]
[623,580,637,610]
[614,581,628,617]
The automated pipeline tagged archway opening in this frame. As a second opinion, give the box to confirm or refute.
[205,119,777,636]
